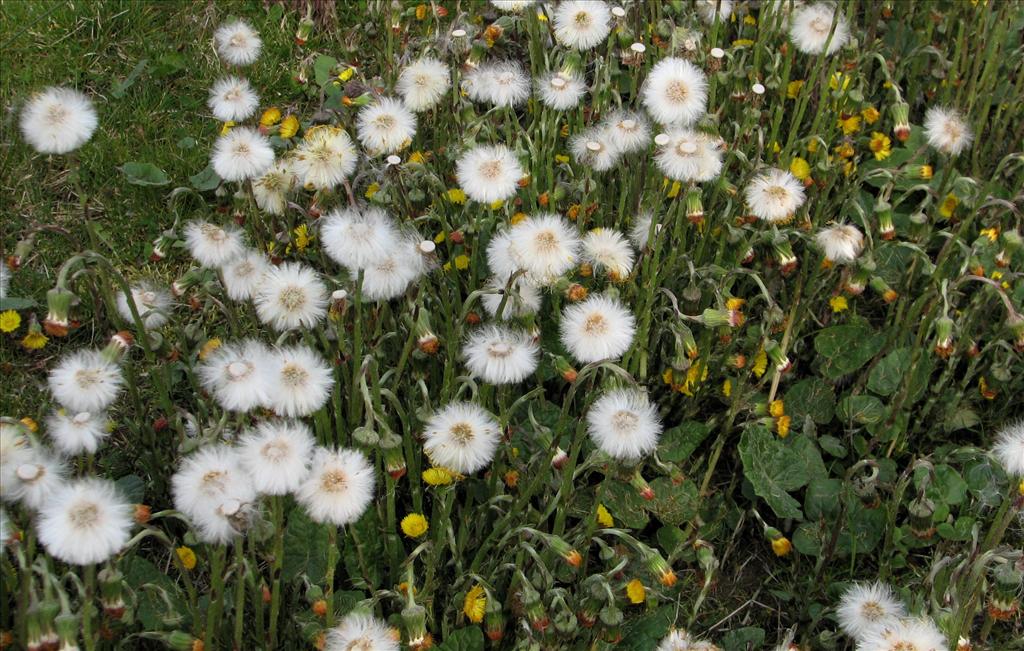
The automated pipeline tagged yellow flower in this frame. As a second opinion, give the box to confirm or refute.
[769,400,785,418]
[786,80,805,99]
[554,154,570,164]
[220,120,236,135]
[752,347,768,378]
[829,72,851,91]
[843,160,856,177]
[667,180,682,198]
[408,151,426,165]
[510,212,527,225]
[463,585,487,623]
[869,132,892,161]
[176,546,197,570]
[400,513,429,538]
[837,115,861,135]
[625,579,646,604]
[861,106,880,125]
[454,255,471,270]
[940,194,959,218]
[743,14,756,25]
[789,157,811,181]
[279,115,300,139]
[1018,478,1023,496]
[771,141,781,154]
[20,417,38,433]
[415,3,428,20]
[722,379,732,397]
[422,467,455,486]
[835,142,855,159]
[199,338,222,360]
[338,66,356,82]
[979,227,999,242]
[771,536,792,557]
[447,188,467,204]
[488,199,504,210]
[596,503,614,527]
[776,415,791,438]
[0,310,21,333]
[433,231,446,244]
[806,139,819,154]
[293,224,312,252]
[732,38,754,47]
[260,108,282,127]
[536,9,547,21]
[364,182,380,199]
[21,330,47,350]
[829,295,849,313]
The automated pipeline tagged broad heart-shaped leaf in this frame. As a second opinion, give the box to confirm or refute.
[597,479,649,529]
[645,477,699,526]
[738,425,811,520]
[619,605,674,651]
[874,242,916,290]
[0,296,35,311]
[868,347,934,403]
[120,161,170,186]
[722,627,766,651]
[190,164,221,191]
[123,555,186,631]
[281,507,329,583]
[435,627,484,651]
[814,324,885,379]
[657,420,711,462]
[314,54,339,87]
[785,378,836,425]
[837,394,887,425]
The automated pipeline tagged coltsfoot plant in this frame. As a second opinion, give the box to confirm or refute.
[1,1,1023,650]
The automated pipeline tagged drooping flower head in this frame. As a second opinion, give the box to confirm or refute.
[238,420,316,496]
[214,19,262,66]
[642,58,708,125]
[325,613,399,651]
[184,221,245,268]
[655,129,723,182]
[789,2,850,55]
[744,168,806,223]
[456,144,524,204]
[297,447,376,525]
[37,478,133,565]
[46,410,110,456]
[116,283,172,330]
[292,127,359,189]
[356,97,417,155]
[815,224,864,264]
[923,107,973,157]
[481,276,543,319]
[197,339,273,412]
[220,249,271,301]
[211,127,275,182]
[48,349,123,413]
[836,582,907,640]
[322,207,400,271]
[508,212,582,285]
[587,389,662,461]
[19,87,97,154]
[397,58,451,112]
[553,0,612,51]
[463,325,540,385]
[266,345,333,417]
[207,76,259,122]
[581,228,635,280]
[537,71,587,110]
[422,402,501,474]
[559,294,636,363]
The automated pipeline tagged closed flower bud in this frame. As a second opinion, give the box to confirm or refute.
[772,238,798,275]
[551,447,569,470]
[876,200,895,240]
[892,102,911,142]
[869,276,898,303]
[402,603,429,648]
[44,287,76,337]
[630,470,655,500]
[484,597,504,641]
[646,550,677,587]
[934,315,955,358]
[384,446,407,480]
[908,495,936,539]
[764,339,791,373]
[554,356,577,383]
[685,188,704,226]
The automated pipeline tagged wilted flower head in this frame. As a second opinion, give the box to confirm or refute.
[696,0,733,23]
[603,111,651,154]
[356,235,427,301]
[553,0,612,51]
[207,76,259,122]
[184,221,245,267]
[423,402,501,474]
[171,445,256,544]
[456,144,524,204]
[789,2,850,55]
[197,339,273,412]
[297,447,376,525]
[655,128,723,182]
[220,249,271,301]
[464,325,540,385]
[19,86,97,154]
[559,294,636,363]
[837,582,906,640]
[356,97,417,155]
[570,128,620,172]
[397,57,451,112]
[642,57,708,125]
[992,420,1024,477]
[322,206,400,271]
[292,127,359,189]
[37,478,132,565]
[587,389,662,461]
[267,345,333,417]
[116,283,171,330]
[923,107,973,156]
[254,262,327,331]
[537,71,586,110]
[253,161,296,215]
[4,447,66,510]
[581,228,635,279]
[326,613,399,651]
[815,224,864,264]
[745,168,806,222]
[46,410,110,456]
[49,349,123,413]
[214,19,262,66]
[238,420,316,496]
[508,212,581,285]
[856,617,947,651]
[211,127,275,182]
[463,61,531,107]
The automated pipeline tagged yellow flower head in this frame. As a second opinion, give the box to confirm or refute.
[979,227,999,242]
[722,379,732,397]
[463,585,487,623]
[199,338,222,360]
[776,415,791,438]
[752,347,768,378]
[408,151,426,165]
[838,115,861,135]
[176,546,197,570]
[869,132,892,161]
[554,154,570,164]
[21,330,47,350]
[0,310,21,333]
[338,66,356,82]
[422,467,456,486]
[400,513,429,538]
[940,194,959,218]
[260,108,282,127]
[364,182,381,199]
[789,157,811,182]
[829,72,851,91]
[861,106,880,124]
[771,536,792,557]
[829,295,849,313]
[625,579,646,604]
[786,80,805,99]
[596,503,614,528]
[769,400,785,418]
[220,120,236,135]
[279,115,300,139]
[293,224,312,252]
[446,188,467,205]
[488,199,504,211]
[20,417,38,433]
[454,255,471,271]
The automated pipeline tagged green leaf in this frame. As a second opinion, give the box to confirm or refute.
[657,421,711,462]
[281,508,329,583]
[123,556,186,631]
[722,627,765,651]
[804,478,841,520]
[738,425,810,520]
[645,477,698,526]
[944,406,980,432]
[150,52,187,78]
[924,464,969,506]
[818,435,847,458]
[788,432,827,482]
[111,58,148,98]
[314,55,339,86]
[814,324,885,379]
[786,378,835,425]
[121,162,170,186]
[190,164,221,191]
[597,480,649,529]
[837,394,886,425]
[435,627,484,651]
[619,605,674,650]
[868,348,911,396]
[176,136,197,149]
[114,474,145,503]
[0,297,35,311]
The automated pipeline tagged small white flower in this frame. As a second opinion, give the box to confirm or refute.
[356,97,417,155]
[490,0,536,11]
[197,339,273,413]
[923,107,973,157]
[253,161,296,215]
[642,57,708,126]
[214,19,262,66]
[422,402,502,474]
[508,213,581,285]
[322,207,400,271]
[481,276,543,319]
[211,127,275,182]
[184,221,246,268]
[326,613,399,651]
[355,235,426,301]
[464,325,540,385]
[587,389,662,461]
[815,224,864,264]
[745,168,806,223]
[837,582,907,641]
[207,76,259,122]
[789,3,850,56]
[696,0,733,23]
[5,448,66,510]
[856,617,947,651]
[19,87,97,154]
[456,144,524,204]
[46,410,110,456]
[602,111,651,154]
[267,345,333,417]
[171,445,256,545]
[254,262,328,331]
[238,420,316,496]
[220,249,271,301]
[463,61,531,107]
[397,58,451,112]
[560,294,636,363]
[297,447,376,526]
[37,478,132,565]
[992,420,1024,477]
[116,283,172,329]
[292,127,359,190]
[655,128,723,182]
[537,71,587,110]
[570,128,620,172]
[629,212,657,249]
[553,0,612,51]
[48,349,123,413]
[581,228,635,279]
